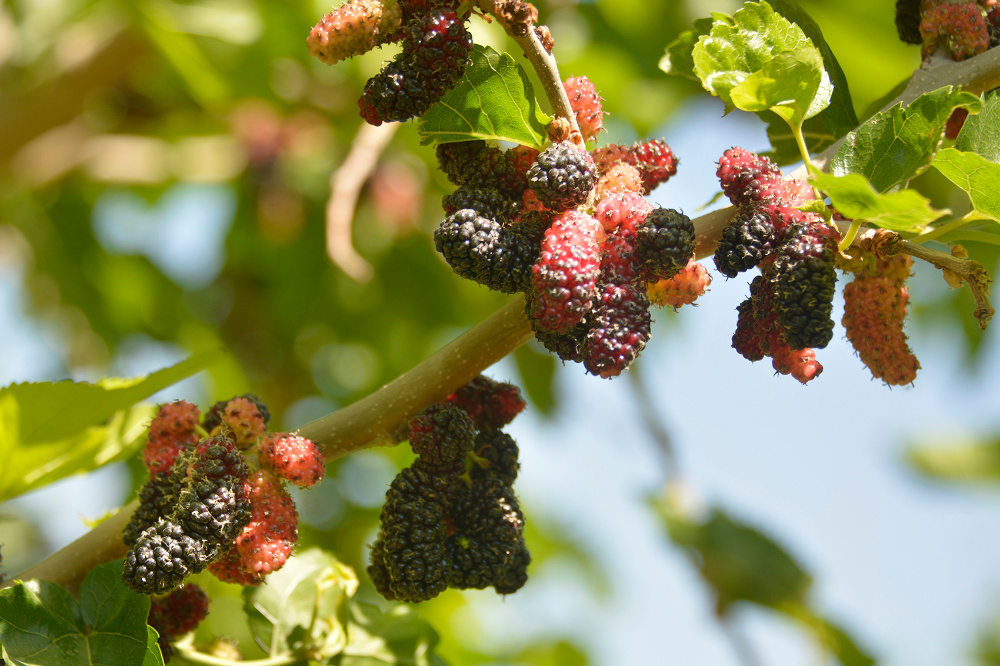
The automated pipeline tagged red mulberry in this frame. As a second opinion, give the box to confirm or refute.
[231,470,299,583]
[445,375,526,430]
[307,0,403,65]
[563,75,604,142]
[258,434,326,489]
[145,401,201,475]
[647,258,711,309]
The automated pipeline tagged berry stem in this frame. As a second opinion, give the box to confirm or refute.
[476,0,580,134]
[838,218,864,253]
[907,211,992,245]
[898,240,994,329]
[791,123,820,178]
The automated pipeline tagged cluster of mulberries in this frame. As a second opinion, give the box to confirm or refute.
[122,396,325,596]
[842,253,920,385]
[147,583,210,663]
[896,0,996,60]
[433,76,698,378]
[308,0,473,125]
[368,375,529,603]
[716,147,837,384]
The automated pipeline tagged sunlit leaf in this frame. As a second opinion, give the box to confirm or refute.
[0,351,219,502]
[418,45,551,149]
[811,172,949,232]
[907,436,1000,482]
[955,92,1000,163]
[932,147,1000,223]
[832,87,982,192]
[729,48,831,126]
[659,17,717,81]
[342,602,442,665]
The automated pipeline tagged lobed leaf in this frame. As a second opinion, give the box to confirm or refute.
[729,48,832,127]
[832,87,982,192]
[0,351,219,503]
[812,172,949,232]
[955,92,1000,163]
[932,147,1000,223]
[659,17,718,81]
[692,1,830,122]
[243,547,358,659]
[0,560,156,666]
[418,45,551,149]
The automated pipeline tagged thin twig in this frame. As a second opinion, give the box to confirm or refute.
[326,122,398,282]
[475,0,579,133]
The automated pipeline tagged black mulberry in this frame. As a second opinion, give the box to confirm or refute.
[713,207,777,278]
[634,208,695,281]
[527,142,596,211]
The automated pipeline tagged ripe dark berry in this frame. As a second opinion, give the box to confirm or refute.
[528,210,604,333]
[258,434,326,488]
[123,465,188,547]
[434,209,538,293]
[714,207,778,278]
[435,141,531,199]
[634,208,695,281]
[527,142,596,211]
[528,297,591,364]
[581,282,652,378]
[445,375,526,430]
[563,76,604,142]
[441,186,519,219]
[471,429,520,486]
[359,10,472,125]
[408,403,476,466]
[896,0,922,44]
[148,583,210,638]
[123,519,213,595]
[768,221,838,350]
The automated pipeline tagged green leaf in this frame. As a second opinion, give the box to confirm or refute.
[661,506,811,613]
[730,48,831,127]
[907,436,1000,482]
[659,17,716,81]
[932,147,1000,223]
[341,602,442,665]
[764,0,859,136]
[811,172,949,232]
[142,627,166,666]
[243,547,358,659]
[692,2,828,116]
[0,561,153,666]
[0,351,219,502]
[418,45,551,149]
[513,343,556,416]
[832,87,982,192]
[787,605,877,666]
[956,92,1000,163]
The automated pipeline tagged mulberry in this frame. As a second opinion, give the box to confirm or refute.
[203,394,271,433]
[920,1,990,60]
[471,429,520,486]
[563,76,604,142]
[527,142,596,211]
[221,397,267,450]
[445,375,526,430]
[123,519,212,594]
[528,210,604,333]
[842,255,919,385]
[715,147,810,207]
[647,258,711,309]
[434,209,537,293]
[258,434,326,488]
[307,0,403,65]
[594,162,644,200]
[408,403,476,466]
[375,464,452,603]
[441,186,519,219]
[232,470,299,583]
[581,281,652,378]
[123,465,188,548]
[634,208,695,281]
[592,139,678,193]
[174,438,251,550]
[359,10,472,125]
[594,192,653,234]
[769,222,838,350]
[528,298,591,363]
[896,0,922,44]
[435,141,530,200]
[148,583,210,639]
[714,207,777,278]
[145,401,201,475]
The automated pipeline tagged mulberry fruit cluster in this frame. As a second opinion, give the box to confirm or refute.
[308,0,473,125]
[917,0,992,61]
[433,76,698,378]
[123,396,325,596]
[842,254,920,385]
[368,375,529,603]
[716,147,837,384]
